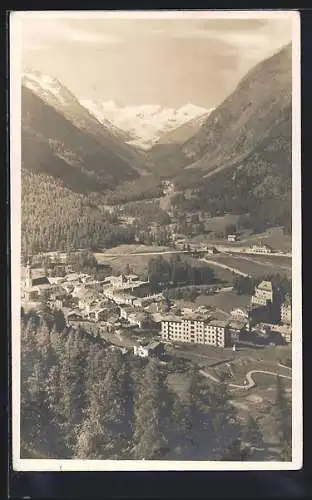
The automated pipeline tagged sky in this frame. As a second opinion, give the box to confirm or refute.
[18,12,293,109]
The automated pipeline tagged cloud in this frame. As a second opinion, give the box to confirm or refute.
[148,17,292,68]
[21,19,121,51]
[149,18,290,41]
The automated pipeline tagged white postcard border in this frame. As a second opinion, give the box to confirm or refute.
[10,9,302,472]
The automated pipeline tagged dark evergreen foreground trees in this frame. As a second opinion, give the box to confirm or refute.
[21,310,291,461]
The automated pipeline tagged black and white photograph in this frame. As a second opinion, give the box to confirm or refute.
[10,10,302,471]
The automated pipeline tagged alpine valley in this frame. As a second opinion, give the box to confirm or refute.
[21,43,292,255]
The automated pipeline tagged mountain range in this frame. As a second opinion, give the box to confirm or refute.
[80,99,210,149]
[22,71,152,192]
[21,42,292,252]
[167,43,292,230]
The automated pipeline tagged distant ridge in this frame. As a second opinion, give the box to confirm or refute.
[80,99,210,149]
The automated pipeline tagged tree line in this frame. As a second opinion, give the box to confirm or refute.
[22,171,136,256]
[147,255,216,293]
[21,307,291,461]
[232,273,292,300]
[22,171,173,255]
[171,153,291,235]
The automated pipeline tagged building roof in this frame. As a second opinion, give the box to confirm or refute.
[147,341,163,350]
[128,312,148,321]
[257,281,273,291]
[120,304,134,312]
[251,242,270,247]
[227,320,246,329]
[64,273,80,281]
[52,294,66,301]
[161,314,183,323]
[66,310,83,318]
[209,320,228,328]
[31,276,50,287]
[30,264,46,270]
[182,314,207,321]
[231,306,249,314]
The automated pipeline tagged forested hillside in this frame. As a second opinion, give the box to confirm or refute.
[171,115,292,233]
[21,308,292,460]
[21,171,136,255]
[21,85,142,193]
[180,43,291,175]
[166,44,292,231]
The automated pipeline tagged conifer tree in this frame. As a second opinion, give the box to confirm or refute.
[221,438,251,461]
[53,308,66,332]
[56,330,88,451]
[21,359,51,454]
[133,359,171,459]
[243,415,265,455]
[74,347,132,459]
[208,380,241,459]
[36,319,51,360]
[272,376,292,460]
[182,367,206,449]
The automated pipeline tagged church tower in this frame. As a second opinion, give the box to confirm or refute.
[24,257,32,294]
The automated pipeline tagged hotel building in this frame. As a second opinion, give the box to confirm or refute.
[161,316,230,347]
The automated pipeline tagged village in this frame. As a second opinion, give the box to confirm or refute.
[21,246,292,362]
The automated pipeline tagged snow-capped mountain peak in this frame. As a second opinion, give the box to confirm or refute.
[80,99,211,149]
[22,70,77,107]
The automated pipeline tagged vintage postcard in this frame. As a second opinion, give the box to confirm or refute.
[10,10,302,471]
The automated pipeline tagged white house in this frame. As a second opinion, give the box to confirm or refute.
[133,345,149,358]
[227,234,238,242]
[231,307,250,320]
[249,244,273,254]
[207,247,218,255]
[133,341,165,358]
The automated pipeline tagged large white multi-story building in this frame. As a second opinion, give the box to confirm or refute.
[251,280,274,307]
[281,301,291,325]
[161,316,230,347]
[249,244,272,254]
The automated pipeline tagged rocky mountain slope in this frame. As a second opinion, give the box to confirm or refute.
[168,43,292,230]
[179,43,291,180]
[21,72,152,192]
[154,110,212,145]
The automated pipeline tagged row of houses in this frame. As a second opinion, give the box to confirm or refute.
[230,280,292,343]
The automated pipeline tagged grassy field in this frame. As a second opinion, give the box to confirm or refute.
[195,291,251,314]
[167,343,233,365]
[160,341,292,460]
[212,353,292,386]
[239,227,291,252]
[201,261,234,284]
[202,214,241,232]
[94,244,216,277]
[94,244,172,274]
[192,226,291,252]
[167,372,191,398]
[165,345,291,458]
[226,254,291,278]
[206,253,291,278]
[242,254,292,268]
[168,342,291,374]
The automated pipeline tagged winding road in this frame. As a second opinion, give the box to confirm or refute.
[199,368,292,390]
